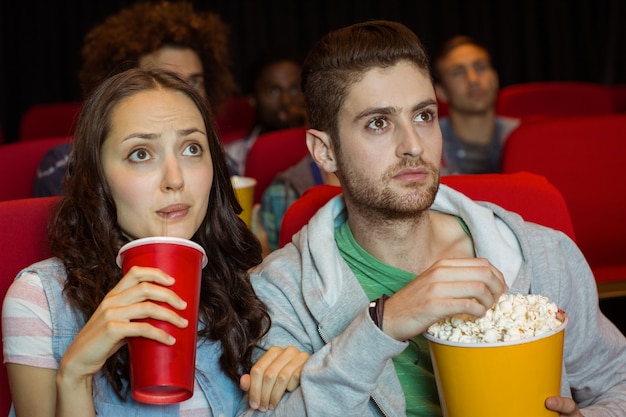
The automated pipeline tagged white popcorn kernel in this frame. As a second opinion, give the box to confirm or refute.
[498,299,513,314]
[482,328,499,343]
[449,328,463,342]
[427,294,563,344]
[504,327,522,341]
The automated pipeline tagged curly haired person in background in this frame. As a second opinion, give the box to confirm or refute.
[33,1,237,197]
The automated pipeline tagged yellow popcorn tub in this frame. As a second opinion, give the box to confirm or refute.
[424,314,568,417]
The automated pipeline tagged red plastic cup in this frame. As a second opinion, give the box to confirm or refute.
[116,237,208,404]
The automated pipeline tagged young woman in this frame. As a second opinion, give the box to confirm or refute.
[3,68,307,416]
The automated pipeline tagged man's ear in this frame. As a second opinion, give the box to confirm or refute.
[434,83,449,104]
[306,128,338,173]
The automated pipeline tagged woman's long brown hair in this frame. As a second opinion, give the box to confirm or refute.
[48,68,268,399]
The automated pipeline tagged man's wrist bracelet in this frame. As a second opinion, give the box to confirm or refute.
[368,294,389,330]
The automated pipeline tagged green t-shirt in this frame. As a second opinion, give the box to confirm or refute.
[335,221,442,417]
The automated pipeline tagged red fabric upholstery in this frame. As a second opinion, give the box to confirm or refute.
[278,172,576,248]
[19,102,82,141]
[502,114,626,283]
[17,97,253,143]
[441,172,576,241]
[0,196,59,415]
[278,184,343,248]
[244,127,309,204]
[214,96,255,138]
[496,82,615,119]
[0,136,72,201]
[219,127,250,146]
[437,98,449,118]
[611,84,626,113]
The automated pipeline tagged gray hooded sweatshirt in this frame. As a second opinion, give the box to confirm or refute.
[240,185,626,417]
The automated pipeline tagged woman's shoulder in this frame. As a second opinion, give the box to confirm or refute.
[3,260,59,370]
[7,257,64,300]
[19,257,66,278]
[11,258,67,299]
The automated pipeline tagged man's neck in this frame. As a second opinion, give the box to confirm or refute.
[448,109,496,145]
[346,208,474,276]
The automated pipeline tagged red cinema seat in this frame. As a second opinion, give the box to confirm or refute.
[0,196,60,415]
[502,114,626,297]
[496,82,615,119]
[19,102,82,141]
[279,172,576,252]
[244,127,309,204]
[0,136,72,201]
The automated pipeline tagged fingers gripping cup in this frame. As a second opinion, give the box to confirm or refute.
[231,176,256,228]
[424,294,568,417]
[116,237,207,404]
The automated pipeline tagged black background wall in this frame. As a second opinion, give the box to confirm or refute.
[1,0,625,143]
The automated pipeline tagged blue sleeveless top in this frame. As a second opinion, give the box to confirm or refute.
[10,258,242,417]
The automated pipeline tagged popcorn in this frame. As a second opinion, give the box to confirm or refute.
[427,294,563,343]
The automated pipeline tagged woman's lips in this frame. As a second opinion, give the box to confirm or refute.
[157,204,190,220]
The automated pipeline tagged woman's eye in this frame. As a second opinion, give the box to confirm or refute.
[367,117,388,131]
[128,148,151,162]
[183,143,203,156]
[416,110,435,123]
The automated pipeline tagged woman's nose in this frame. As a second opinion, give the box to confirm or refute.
[161,155,184,191]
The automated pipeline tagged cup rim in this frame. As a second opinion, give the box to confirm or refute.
[230,175,257,189]
[423,314,568,348]
[116,236,208,268]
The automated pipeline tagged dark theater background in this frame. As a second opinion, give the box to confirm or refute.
[0,1,624,332]
[1,0,625,142]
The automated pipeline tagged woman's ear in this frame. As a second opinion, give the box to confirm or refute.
[306,128,337,173]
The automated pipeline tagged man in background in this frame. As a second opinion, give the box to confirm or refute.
[433,36,519,175]
[224,51,307,176]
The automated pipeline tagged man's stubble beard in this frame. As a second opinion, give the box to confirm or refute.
[335,153,440,223]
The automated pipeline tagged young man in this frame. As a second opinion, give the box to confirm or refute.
[243,21,626,416]
[433,36,520,174]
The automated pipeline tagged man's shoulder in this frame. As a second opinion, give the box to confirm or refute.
[495,116,521,133]
[438,117,455,142]
[41,143,72,164]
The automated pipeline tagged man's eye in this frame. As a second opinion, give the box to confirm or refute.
[367,117,388,130]
[416,111,434,123]
[263,87,279,98]
[474,62,490,73]
[451,68,466,78]
[183,143,203,156]
[128,148,150,162]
